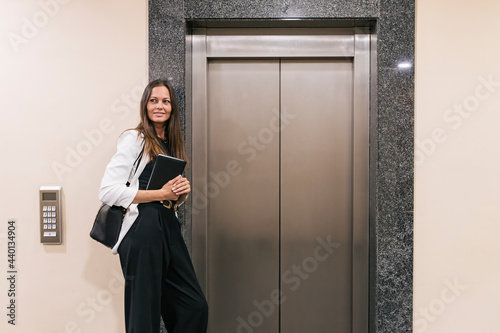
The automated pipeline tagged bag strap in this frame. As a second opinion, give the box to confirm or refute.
[125,145,145,187]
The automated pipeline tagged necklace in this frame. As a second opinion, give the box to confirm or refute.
[158,136,168,146]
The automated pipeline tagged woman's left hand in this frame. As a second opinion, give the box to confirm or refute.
[172,176,190,196]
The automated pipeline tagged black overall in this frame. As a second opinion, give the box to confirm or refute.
[118,140,208,333]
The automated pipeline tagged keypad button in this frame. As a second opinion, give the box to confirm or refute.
[52,206,56,211]
[43,206,48,211]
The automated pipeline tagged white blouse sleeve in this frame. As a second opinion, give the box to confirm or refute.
[99,130,142,208]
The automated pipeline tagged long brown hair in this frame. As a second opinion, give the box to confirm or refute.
[135,79,187,163]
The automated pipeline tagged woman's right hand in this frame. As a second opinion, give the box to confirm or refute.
[160,175,182,201]
[132,175,183,204]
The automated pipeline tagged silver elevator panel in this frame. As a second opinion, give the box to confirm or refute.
[191,28,369,333]
[207,59,281,332]
[280,59,353,332]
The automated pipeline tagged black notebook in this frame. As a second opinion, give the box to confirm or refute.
[146,154,187,190]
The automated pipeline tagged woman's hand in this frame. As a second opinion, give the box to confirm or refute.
[172,176,190,196]
[132,175,190,204]
[160,175,182,201]
[172,176,190,205]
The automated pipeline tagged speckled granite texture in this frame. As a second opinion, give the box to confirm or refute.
[150,1,414,332]
[184,0,378,18]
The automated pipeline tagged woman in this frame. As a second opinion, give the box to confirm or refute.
[99,79,208,333]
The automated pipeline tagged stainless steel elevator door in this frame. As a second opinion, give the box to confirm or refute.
[206,58,354,333]
[280,59,353,332]
[207,59,281,333]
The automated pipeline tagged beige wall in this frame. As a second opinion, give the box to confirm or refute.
[1,0,499,332]
[415,0,500,332]
[0,0,147,332]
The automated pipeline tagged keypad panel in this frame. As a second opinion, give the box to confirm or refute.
[42,205,58,235]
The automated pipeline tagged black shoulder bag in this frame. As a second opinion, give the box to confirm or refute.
[90,148,144,248]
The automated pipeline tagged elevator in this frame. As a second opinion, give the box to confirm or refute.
[191,28,370,333]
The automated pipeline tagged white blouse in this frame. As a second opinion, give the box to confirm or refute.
[99,130,150,254]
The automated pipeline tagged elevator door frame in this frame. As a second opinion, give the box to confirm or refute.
[191,27,370,333]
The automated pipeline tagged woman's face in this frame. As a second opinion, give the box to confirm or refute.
[147,85,172,126]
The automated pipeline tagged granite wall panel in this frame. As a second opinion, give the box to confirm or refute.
[149,0,414,331]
